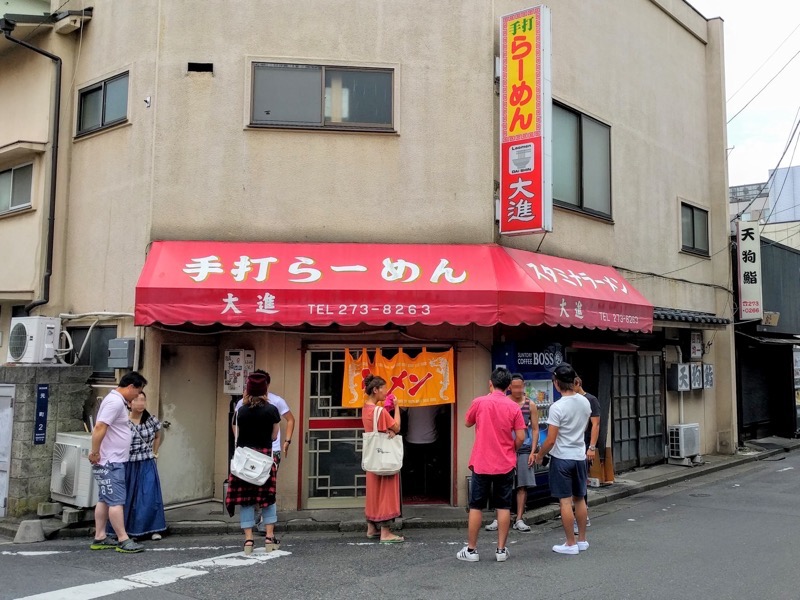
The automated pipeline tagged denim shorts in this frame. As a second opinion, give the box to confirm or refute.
[92,462,126,506]
[548,456,587,499]
[469,470,515,510]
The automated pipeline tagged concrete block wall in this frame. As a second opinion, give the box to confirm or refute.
[1,366,93,517]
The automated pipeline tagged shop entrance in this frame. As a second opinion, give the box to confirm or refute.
[401,404,451,504]
[303,347,453,509]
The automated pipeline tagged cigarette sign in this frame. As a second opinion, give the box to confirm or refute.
[499,5,552,235]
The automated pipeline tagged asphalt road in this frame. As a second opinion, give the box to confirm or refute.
[2,451,800,600]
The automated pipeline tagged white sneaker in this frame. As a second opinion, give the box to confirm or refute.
[577,541,589,551]
[151,533,162,541]
[456,546,480,562]
[513,519,531,532]
[495,547,510,562]
[552,542,580,555]
[573,517,591,534]
[485,519,498,531]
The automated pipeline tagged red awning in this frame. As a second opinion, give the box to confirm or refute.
[135,242,653,332]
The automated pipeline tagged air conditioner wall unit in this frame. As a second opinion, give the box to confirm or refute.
[668,423,701,459]
[6,317,61,364]
[50,432,98,508]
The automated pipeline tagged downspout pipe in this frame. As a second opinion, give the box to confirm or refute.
[2,20,62,315]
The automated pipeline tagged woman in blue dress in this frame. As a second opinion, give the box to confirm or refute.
[119,391,167,539]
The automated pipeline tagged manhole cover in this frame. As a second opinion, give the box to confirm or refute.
[689,493,712,497]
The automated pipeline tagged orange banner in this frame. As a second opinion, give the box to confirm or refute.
[343,348,455,408]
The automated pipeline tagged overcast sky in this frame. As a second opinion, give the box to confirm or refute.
[688,0,800,187]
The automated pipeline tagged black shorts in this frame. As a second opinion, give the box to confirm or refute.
[469,470,515,510]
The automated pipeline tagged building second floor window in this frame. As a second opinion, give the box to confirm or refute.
[0,163,33,213]
[552,102,611,218]
[77,72,129,135]
[251,63,393,130]
[681,203,709,256]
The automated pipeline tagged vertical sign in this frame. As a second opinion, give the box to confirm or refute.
[499,5,552,235]
[690,331,703,360]
[736,220,763,320]
[33,384,49,445]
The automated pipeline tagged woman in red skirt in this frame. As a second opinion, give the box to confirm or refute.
[362,374,404,543]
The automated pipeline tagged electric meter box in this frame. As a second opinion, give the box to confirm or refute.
[108,338,136,369]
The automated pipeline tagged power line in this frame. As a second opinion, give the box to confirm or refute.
[731,106,800,221]
[727,22,800,104]
[727,48,800,124]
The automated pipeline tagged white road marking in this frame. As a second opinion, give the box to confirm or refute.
[15,549,291,600]
[777,467,794,472]
[2,551,70,556]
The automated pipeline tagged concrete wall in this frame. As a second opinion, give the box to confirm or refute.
[1,365,92,517]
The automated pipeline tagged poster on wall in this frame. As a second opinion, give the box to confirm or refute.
[498,5,552,235]
[223,349,255,395]
[342,348,454,408]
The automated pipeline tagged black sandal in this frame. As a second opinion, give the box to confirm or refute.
[243,539,255,555]
[264,536,281,552]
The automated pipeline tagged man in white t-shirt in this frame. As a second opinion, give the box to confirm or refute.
[88,371,148,554]
[232,369,295,544]
[533,363,591,555]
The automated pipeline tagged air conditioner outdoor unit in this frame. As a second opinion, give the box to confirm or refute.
[668,423,701,459]
[50,432,98,508]
[6,317,61,364]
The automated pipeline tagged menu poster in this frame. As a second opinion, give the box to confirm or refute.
[223,349,255,395]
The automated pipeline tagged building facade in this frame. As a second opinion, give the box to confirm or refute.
[0,0,735,513]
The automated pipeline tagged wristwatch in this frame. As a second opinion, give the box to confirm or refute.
[588,445,596,451]
[284,439,291,445]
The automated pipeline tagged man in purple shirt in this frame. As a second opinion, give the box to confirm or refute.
[88,371,147,553]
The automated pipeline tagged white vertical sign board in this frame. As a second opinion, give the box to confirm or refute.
[736,220,763,320]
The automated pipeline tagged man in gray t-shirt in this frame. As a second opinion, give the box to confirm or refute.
[533,363,591,555]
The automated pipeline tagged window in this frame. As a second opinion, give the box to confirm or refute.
[251,63,393,130]
[681,203,709,255]
[66,326,118,378]
[552,102,611,218]
[77,72,129,135]
[0,163,33,213]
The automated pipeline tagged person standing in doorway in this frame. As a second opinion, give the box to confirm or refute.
[533,363,591,555]
[485,373,538,533]
[88,371,148,554]
[458,367,525,563]
[574,376,600,533]
[232,369,295,551]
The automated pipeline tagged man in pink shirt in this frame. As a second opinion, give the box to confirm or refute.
[457,367,525,563]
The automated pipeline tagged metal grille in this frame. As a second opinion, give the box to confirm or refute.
[307,429,366,498]
[310,351,357,418]
[637,353,664,466]
[8,322,28,361]
[612,354,638,471]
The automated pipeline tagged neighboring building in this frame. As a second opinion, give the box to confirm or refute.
[730,181,769,226]
[0,0,735,514]
[732,235,800,440]
[766,165,800,224]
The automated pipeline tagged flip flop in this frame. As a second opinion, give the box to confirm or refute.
[366,533,380,539]
[379,536,405,544]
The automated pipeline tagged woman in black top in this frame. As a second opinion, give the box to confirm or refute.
[226,372,280,554]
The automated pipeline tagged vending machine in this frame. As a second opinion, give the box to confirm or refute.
[493,342,565,504]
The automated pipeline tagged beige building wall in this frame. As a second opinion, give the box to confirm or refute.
[1,0,736,505]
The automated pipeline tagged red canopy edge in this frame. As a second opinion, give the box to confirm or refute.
[134,242,653,333]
